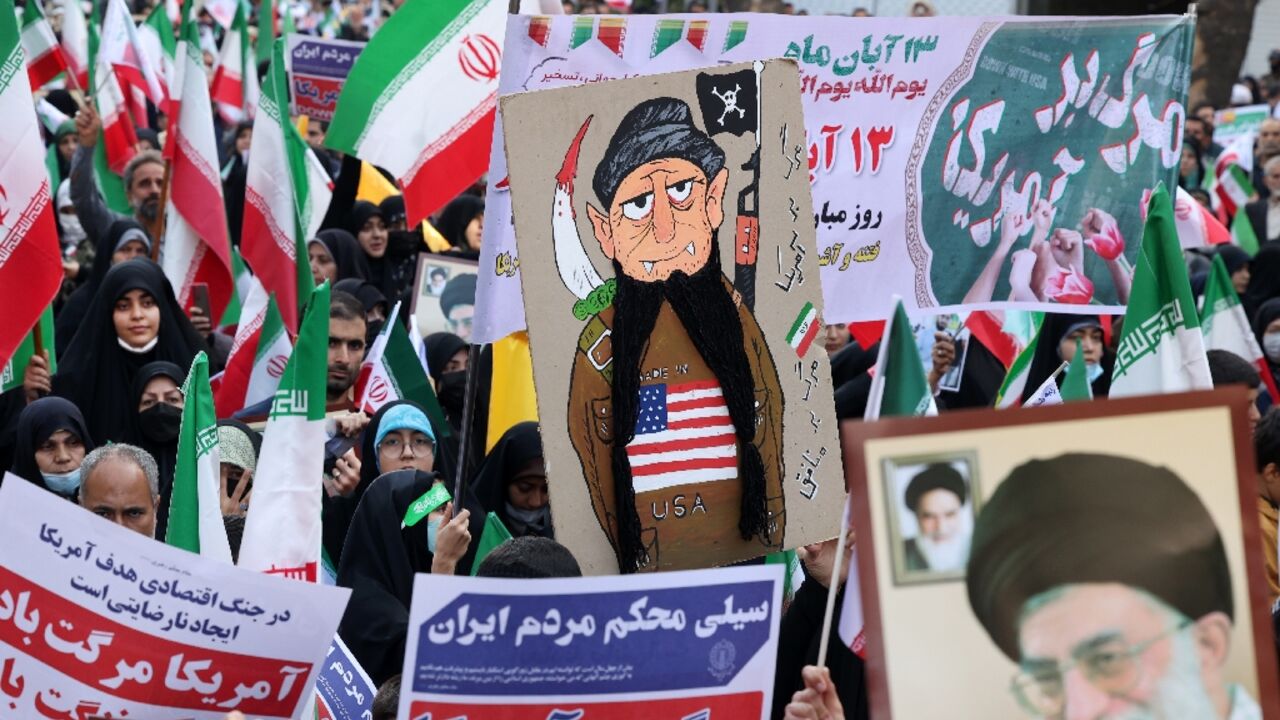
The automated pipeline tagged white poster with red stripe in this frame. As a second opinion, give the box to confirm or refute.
[501,60,843,575]
[0,475,349,719]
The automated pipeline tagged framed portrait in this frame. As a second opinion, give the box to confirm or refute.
[881,450,979,585]
[842,389,1280,719]
[411,254,478,342]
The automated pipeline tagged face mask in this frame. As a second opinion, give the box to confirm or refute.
[1086,362,1104,383]
[139,403,182,443]
[118,336,159,354]
[365,320,385,346]
[42,468,82,496]
[505,502,550,529]
[437,370,467,415]
[426,515,441,554]
[1265,332,1280,362]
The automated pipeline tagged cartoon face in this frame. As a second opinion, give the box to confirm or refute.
[586,157,728,283]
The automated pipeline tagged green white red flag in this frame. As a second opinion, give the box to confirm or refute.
[326,0,505,227]
[20,0,67,90]
[59,0,88,88]
[0,0,62,370]
[1110,184,1213,397]
[137,4,176,104]
[211,1,259,125]
[1231,203,1261,256]
[162,9,234,321]
[864,299,937,420]
[215,279,293,417]
[994,315,1044,409]
[166,351,233,562]
[238,282,330,582]
[100,0,165,104]
[1213,133,1255,220]
[1201,253,1279,400]
[354,302,452,435]
[242,39,330,333]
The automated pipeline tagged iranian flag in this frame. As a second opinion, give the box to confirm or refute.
[1110,184,1213,398]
[0,1,62,370]
[864,299,937,420]
[1201,253,1279,400]
[785,301,819,357]
[59,0,88,89]
[1170,186,1230,249]
[326,0,505,227]
[91,51,139,174]
[1213,133,1255,219]
[354,303,452,434]
[137,4,176,104]
[21,0,68,90]
[215,280,293,418]
[100,0,165,105]
[165,351,233,562]
[210,1,259,125]
[243,39,331,333]
[238,282,330,582]
[162,11,234,319]
[1231,205,1261,256]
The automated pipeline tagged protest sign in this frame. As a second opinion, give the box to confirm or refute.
[411,254,478,342]
[1213,103,1271,149]
[314,636,376,720]
[287,35,365,122]
[399,564,782,719]
[476,12,1193,344]
[501,60,844,574]
[0,474,350,719]
[841,390,1280,718]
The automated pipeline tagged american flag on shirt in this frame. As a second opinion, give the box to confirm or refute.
[626,379,738,493]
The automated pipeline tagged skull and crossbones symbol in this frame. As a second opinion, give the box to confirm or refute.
[711,83,745,126]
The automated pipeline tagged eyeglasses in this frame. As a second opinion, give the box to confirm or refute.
[377,436,434,457]
[1009,618,1193,718]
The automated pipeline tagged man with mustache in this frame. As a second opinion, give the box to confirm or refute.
[568,97,785,573]
[71,102,165,249]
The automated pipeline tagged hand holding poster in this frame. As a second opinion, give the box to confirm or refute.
[0,475,350,719]
[476,13,1194,343]
[399,564,783,718]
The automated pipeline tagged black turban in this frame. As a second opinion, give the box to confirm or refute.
[966,453,1233,661]
[439,273,476,319]
[592,97,725,209]
[904,464,967,511]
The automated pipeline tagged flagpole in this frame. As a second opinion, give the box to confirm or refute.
[815,515,850,669]
[150,160,171,261]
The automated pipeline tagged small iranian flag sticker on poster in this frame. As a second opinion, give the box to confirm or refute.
[787,301,819,357]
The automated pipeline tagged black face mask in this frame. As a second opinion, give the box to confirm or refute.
[139,403,182,444]
[365,320,385,347]
[437,370,467,415]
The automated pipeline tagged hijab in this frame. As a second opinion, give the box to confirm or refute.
[1217,245,1251,276]
[347,201,418,306]
[129,361,186,540]
[466,421,546,538]
[1244,244,1280,320]
[434,195,483,255]
[53,259,205,446]
[379,195,406,228]
[8,397,95,495]
[334,278,389,319]
[55,219,153,357]
[336,469,438,687]
[1019,313,1112,403]
[311,229,372,283]
[423,332,467,384]
[1252,298,1280,352]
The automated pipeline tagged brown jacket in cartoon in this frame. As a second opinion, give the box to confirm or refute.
[567,277,785,572]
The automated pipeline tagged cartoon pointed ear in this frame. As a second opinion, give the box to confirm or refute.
[705,168,729,230]
[587,203,615,260]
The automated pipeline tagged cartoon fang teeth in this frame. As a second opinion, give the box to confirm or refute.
[642,261,655,275]
[685,243,696,256]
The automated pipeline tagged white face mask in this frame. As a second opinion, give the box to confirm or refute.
[42,468,82,496]
[57,182,85,248]
[426,515,441,554]
[1086,362,1104,383]
[1265,332,1280,363]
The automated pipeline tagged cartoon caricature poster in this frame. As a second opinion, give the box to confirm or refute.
[501,60,843,575]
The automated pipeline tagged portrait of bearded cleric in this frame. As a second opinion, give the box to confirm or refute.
[562,96,786,574]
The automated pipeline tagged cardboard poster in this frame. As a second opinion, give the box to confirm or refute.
[0,475,350,719]
[398,565,783,719]
[501,60,843,574]
[841,390,1280,719]
[475,13,1194,343]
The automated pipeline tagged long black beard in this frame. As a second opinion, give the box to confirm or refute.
[609,239,768,572]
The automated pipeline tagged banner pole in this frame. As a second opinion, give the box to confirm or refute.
[815,516,850,669]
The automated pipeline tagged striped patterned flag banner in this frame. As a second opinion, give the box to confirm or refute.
[626,380,736,493]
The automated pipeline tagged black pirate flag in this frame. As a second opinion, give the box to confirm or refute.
[695,68,758,137]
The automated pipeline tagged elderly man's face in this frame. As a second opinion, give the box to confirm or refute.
[587,158,729,283]
[81,458,158,538]
[1016,584,1223,719]
[1265,163,1280,195]
[1260,120,1280,156]
[915,488,962,542]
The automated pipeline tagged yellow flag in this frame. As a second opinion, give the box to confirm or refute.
[357,162,400,205]
[486,331,539,453]
[295,114,308,137]
[423,220,451,253]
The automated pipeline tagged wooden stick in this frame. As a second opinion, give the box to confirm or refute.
[150,159,172,261]
[815,513,850,669]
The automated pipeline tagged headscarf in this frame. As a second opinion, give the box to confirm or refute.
[1252,298,1280,352]
[423,332,467,384]
[1244,243,1280,320]
[434,195,483,251]
[347,201,417,305]
[346,201,384,246]
[129,360,186,540]
[51,121,76,182]
[1019,313,1111,403]
[311,229,372,282]
[217,419,260,473]
[52,260,205,446]
[54,219,153,357]
[336,469,438,687]
[1178,138,1203,189]
[966,453,1232,661]
[379,195,406,228]
[8,397,95,492]
[465,422,545,540]
[333,278,388,319]
[1217,245,1251,276]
